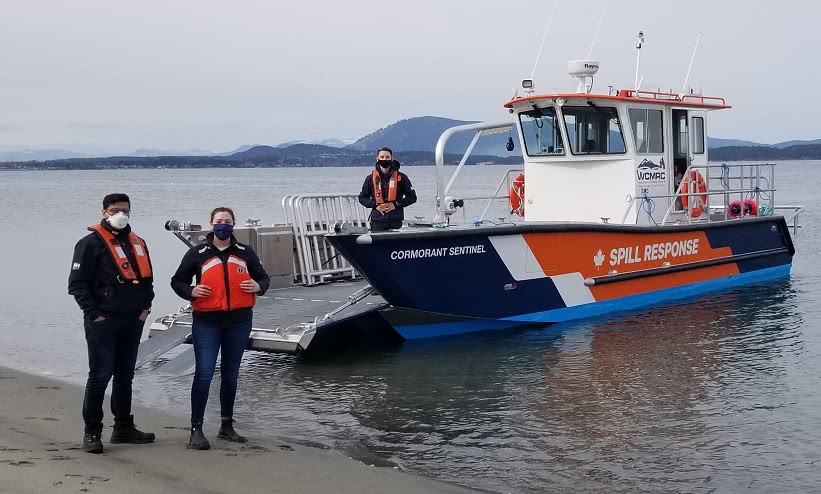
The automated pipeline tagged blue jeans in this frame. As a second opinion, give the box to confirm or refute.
[190,317,252,426]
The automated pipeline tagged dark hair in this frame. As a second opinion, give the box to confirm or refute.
[103,193,130,209]
[210,207,236,223]
[377,146,393,157]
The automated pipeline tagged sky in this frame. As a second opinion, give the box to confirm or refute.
[0,0,818,155]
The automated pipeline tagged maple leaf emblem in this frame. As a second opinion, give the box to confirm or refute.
[593,249,605,269]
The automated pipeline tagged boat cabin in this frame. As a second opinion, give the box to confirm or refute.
[504,63,730,225]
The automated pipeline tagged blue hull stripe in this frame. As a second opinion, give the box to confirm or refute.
[394,264,791,340]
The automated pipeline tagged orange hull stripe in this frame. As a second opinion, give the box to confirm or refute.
[521,231,737,301]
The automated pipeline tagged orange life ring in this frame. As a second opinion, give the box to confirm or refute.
[509,174,525,216]
[681,170,708,217]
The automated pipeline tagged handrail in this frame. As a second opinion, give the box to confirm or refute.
[434,120,513,223]
[618,89,727,106]
[619,162,796,228]
[281,193,366,285]
[478,169,523,222]
[659,163,776,225]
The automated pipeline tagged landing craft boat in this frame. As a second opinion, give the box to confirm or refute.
[144,50,804,361]
[324,59,805,339]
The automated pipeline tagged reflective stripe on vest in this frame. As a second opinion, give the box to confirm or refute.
[87,224,153,282]
[192,254,255,312]
[372,169,400,205]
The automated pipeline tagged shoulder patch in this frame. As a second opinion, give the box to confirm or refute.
[236,244,246,250]
[198,245,209,254]
[72,262,81,270]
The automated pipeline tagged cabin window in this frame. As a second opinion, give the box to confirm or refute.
[562,106,626,155]
[628,108,663,154]
[692,116,705,154]
[518,107,564,156]
[676,113,688,157]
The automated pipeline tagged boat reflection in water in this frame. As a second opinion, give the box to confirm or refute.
[215,280,803,492]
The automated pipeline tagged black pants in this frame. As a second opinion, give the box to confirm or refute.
[370,220,402,232]
[82,313,144,433]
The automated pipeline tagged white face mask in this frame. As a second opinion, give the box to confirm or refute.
[108,212,129,230]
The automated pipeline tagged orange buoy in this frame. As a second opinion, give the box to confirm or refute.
[681,170,708,218]
[743,198,758,216]
[509,174,525,216]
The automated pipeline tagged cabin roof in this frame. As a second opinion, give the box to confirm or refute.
[504,89,731,110]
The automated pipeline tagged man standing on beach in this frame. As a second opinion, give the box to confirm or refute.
[68,193,156,454]
[358,147,417,231]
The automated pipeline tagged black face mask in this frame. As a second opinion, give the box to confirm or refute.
[377,159,392,169]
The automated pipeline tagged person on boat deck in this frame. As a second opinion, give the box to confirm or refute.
[170,207,270,451]
[68,193,156,454]
[358,147,417,231]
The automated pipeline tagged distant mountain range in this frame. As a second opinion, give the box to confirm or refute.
[707,137,821,149]
[710,144,821,161]
[278,138,355,149]
[3,116,821,168]
[346,116,514,156]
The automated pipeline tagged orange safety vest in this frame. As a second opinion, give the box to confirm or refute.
[372,169,401,205]
[192,255,256,312]
[88,224,153,284]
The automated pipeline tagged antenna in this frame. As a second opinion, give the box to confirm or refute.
[680,32,702,97]
[634,31,645,91]
[586,6,607,59]
[530,0,559,81]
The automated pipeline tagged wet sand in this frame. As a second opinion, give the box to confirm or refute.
[0,366,478,494]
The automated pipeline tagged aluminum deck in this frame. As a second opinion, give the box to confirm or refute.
[139,280,390,367]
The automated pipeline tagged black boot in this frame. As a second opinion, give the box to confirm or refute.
[217,418,247,443]
[111,415,156,444]
[187,425,210,450]
[83,431,104,454]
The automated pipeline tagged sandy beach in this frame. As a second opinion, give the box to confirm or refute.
[0,366,479,494]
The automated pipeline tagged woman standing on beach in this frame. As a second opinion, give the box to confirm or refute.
[171,207,270,450]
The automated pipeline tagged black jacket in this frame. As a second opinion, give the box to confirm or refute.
[170,234,270,322]
[68,221,155,320]
[358,160,417,224]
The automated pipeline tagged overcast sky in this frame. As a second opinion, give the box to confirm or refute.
[0,0,817,154]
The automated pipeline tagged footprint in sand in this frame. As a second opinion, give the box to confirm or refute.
[243,444,270,452]
[40,417,59,422]
[35,386,61,390]
[49,455,76,461]
[9,460,35,467]
[279,445,295,451]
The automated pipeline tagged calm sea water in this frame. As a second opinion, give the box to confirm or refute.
[0,163,818,493]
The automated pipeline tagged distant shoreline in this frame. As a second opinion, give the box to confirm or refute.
[1,157,817,171]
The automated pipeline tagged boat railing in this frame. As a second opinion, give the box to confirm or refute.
[434,120,516,224]
[474,168,524,222]
[621,162,803,235]
[281,193,368,285]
